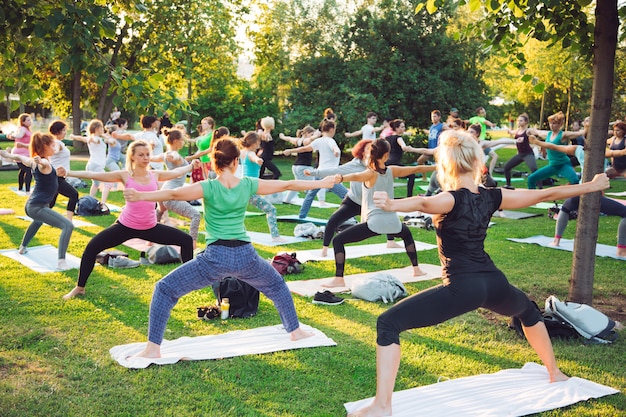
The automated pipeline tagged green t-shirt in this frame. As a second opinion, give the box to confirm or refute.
[196,132,213,163]
[469,116,488,140]
[200,177,258,244]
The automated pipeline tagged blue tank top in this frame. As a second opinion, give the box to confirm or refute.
[241,150,261,177]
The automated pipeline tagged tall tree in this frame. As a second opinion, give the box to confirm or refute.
[421,0,622,304]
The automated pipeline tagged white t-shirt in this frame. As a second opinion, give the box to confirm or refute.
[311,136,340,169]
[50,140,71,171]
[361,124,377,140]
[135,130,164,170]
[87,138,107,167]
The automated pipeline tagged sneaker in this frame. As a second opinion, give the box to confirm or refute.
[108,256,141,269]
[312,290,344,305]
[503,185,515,190]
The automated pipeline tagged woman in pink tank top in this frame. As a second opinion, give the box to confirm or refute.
[62,140,200,299]
[8,113,33,193]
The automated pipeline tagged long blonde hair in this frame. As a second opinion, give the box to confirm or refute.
[435,130,483,191]
[125,140,151,174]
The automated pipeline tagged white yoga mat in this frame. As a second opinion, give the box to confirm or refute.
[0,244,82,273]
[493,210,542,220]
[246,231,309,246]
[0,208,15,215]
[345,362,619,417]
[283,196,339,208]
[16,215,97,228]
[9,186,29,197]
[276,214,328,225]
[295,241,438,264]
[507,235,625,260]
[286,264,442,297]
[110,323,336,369]
[607,191,626,197]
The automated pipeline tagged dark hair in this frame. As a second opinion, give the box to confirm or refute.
[30,132,55,157]
[114,118,128,127]
[323,108,335,119]
[614,121,626,132]
[321,120,335,132]
[211,137,240,174]
[475,107,485,114]
[431,110,441,117]
[242,131,260,148]
[389,119,405,130]
[140,115,158,128]
[214,126,230,140]
[368,138,390,173]
[366,112,377,119]
[451,118,466,129]
[468,123,482,136]
[164,127,184,145]
[352,139,373,160]
[48,120,67,135]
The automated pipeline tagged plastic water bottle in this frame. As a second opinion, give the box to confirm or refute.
[220,298,230,320]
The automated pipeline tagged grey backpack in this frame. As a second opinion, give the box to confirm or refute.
[351,273,408,304]
[544,295,617,344]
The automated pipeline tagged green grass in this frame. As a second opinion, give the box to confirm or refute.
[0,151,624,416]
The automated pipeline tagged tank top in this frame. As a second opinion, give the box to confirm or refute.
[385,135,404,165]
[118,172,158,229]
[29,163,58,205]
[514,129,533,155]
[294,138,313,166]
[546,131,569,166]
[361,168,402,234]
[12,128,31,157]
[162,154,189,190]
[241,150,261,177]
[610,137,626,172]
[49,140,71,172]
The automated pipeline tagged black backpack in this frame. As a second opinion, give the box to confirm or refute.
[510,301,579,340]
[212,277,259,318]
[76,195,110,216]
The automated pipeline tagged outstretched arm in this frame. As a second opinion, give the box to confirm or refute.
[256,176,336,195]
[283,144,313,156]
[390,164,436,177]
[124,182,204,203]
[529,135,578,156]
[67,169,127,183]
[373,190,455,215]
[500,174,609,210]
[0,149,33,167]
[154,159,200,181]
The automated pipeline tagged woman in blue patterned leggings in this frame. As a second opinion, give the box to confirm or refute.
[124,137,337,359]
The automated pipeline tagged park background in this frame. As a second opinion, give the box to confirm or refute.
[1,0,626,416]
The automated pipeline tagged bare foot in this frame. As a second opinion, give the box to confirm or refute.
[322,277,346,288]
[57,259,70,271]
[549,369,569,383]
[348,401,392,417]
[386,241,402,249]
[272,236,287,243]
[319,201,328,208]
[413,266,427,276]
[131,342,161,359]
[290,327,315,341]
[550,239,561,247]
[320,246,328,257]
[617,247,626,258]
[18,245,27,255]
[63,286,85,300]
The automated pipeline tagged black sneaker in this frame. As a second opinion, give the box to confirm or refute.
[313,290,344,305]
[503,185,515,190]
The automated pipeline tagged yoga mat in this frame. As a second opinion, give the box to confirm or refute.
[276,215,328,225]
[9,186,29,197]
[105,203,123,212]
[192,201,265,217]
[286,264,442,297]
[492,176,525,182]
[0,208,15,215]
[607,191,626,197]
[245,231,309,246]
[507,235,625,260]
[283,196,339,208]
[295,241,438,264]
[493,210,542,220]
[345,362,619,417]
[16,215,97,228]
[0,244,82,273]
[110,323,336,369]
[530,202,558,209]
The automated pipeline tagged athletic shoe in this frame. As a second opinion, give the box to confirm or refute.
[503,185,515,190]
[312,290,344,305]
[108,256,141,269]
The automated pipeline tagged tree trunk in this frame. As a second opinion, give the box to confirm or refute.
[71,69,86,152]
[568,0,618,305]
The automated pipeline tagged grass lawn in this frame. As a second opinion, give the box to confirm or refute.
[0,147,624,416]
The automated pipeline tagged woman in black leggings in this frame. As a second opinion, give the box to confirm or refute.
[348,130,610,417]
[48,120,79,221]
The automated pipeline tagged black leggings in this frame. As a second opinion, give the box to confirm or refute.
[386,162,415,197]
[77,222,193,287]
[323,197,394,247]
[17,162,32,192]
[260,160,281,179]
[50,177,79,213]
[376,270,542,346]
[503,153,537,187]
[332,222,418,277]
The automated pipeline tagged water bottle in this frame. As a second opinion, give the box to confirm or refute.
[220,297,230,320]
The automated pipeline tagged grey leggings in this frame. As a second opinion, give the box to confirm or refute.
[23,202,74,260]
[503,153,537,187]
[162,199,201,241]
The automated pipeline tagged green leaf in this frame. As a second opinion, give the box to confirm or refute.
[521,74,532,82]
[469,0,482,12]
[533,82,545,94]
[60,61,70,76]
[577,0,592,6]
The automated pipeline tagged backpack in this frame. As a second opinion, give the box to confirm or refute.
[544,295,617,344]
[510,301,578,340]
[271,252,304,275]
[76,195,110,216]
[294,222,324,239]
[144,244,182,264]
[212,277,259,318]
[547,202,577,220]
[351,273,408,304]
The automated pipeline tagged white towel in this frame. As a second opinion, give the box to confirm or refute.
[286,264,442,297]
[607,191,626,197]
[493,210,542,220]
[110,323,336,369]
[0,244,82,273]
[508,235,624,260]
[9,186,29,197]
[295,241,437,264]
[345,362,618,417]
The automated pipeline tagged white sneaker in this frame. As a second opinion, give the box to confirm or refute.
[108,256,141,269]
